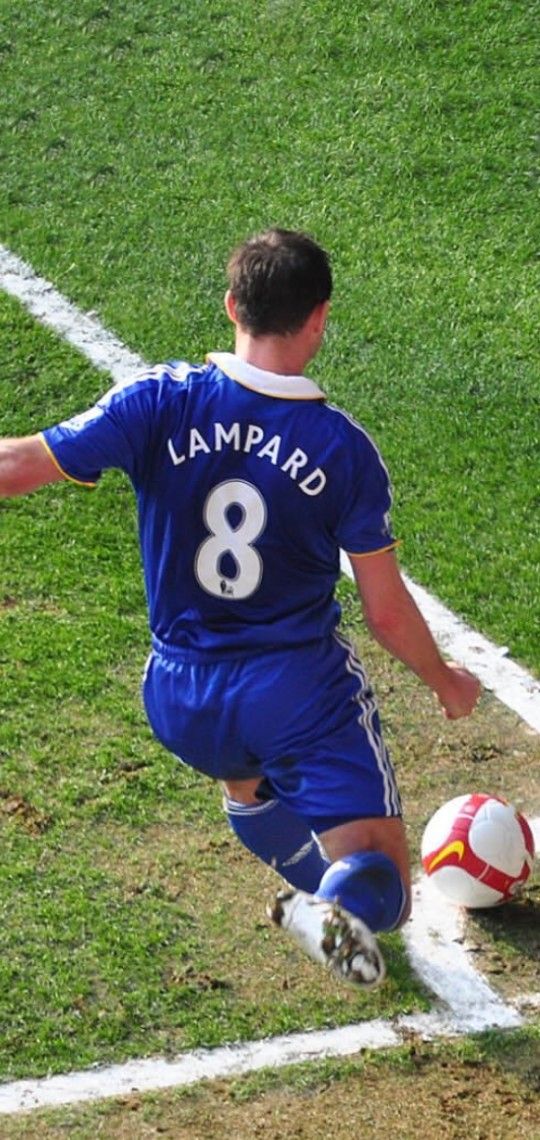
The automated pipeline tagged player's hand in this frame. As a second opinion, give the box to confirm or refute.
[436,663,481,720]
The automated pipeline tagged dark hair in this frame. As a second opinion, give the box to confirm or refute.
[227,228,332,336]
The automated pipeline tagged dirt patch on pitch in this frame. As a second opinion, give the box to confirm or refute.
[463,883,540,1002]
[4,1038,539,1139]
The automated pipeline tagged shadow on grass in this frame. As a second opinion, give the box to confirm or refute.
[467,883,540,967]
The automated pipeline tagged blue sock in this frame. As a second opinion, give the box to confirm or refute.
[224,796,329,894]
[316,851,407,932]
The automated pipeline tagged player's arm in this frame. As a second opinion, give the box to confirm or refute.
[0,434,65,497]
[348,548,481,719]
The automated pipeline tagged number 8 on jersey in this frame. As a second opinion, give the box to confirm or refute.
[195,480,267,600]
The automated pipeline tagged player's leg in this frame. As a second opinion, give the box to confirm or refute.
[316,815,411,931]
[260,634,408,987]
[269,816,410,987]
[142,651,328,893]
[223,776,329,894]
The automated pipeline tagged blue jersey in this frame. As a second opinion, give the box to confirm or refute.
[41,353,397,658]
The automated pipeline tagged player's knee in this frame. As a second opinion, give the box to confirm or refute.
[222,778,261,806]
[316,850,408,933]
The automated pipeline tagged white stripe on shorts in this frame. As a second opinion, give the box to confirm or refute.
[333,631,401,816]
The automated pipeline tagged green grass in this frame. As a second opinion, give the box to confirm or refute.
[0,0,538,668]
[0,0,538,1095]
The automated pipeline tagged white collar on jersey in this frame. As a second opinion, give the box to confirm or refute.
[207,352,326,401]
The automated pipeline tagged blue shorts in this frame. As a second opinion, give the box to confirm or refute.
[142,632,402,833]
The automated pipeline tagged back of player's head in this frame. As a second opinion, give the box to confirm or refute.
[227,229,332,337]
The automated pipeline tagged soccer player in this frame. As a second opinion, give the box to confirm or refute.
[0,229,480,988]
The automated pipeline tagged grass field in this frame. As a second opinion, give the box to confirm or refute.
[2,1035,540,1140]
[1,0,539,668]
[0,0,539,1134]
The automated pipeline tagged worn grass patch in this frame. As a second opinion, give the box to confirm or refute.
[2,1030,539,1139]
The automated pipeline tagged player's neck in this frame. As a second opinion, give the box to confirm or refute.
[233,329,312,377]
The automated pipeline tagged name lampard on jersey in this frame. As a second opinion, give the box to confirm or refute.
[167,422,327,496]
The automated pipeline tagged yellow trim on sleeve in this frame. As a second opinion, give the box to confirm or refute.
[38,433,97,488]
[344,540,401,558]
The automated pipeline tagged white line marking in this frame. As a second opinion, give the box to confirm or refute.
[402,577,540,734]
[0,245,145,384]
[0,1021,402,1115]
[340,553,540,733]
[0,986,529,1117]
[403,877,523,1033]
[0,245,538,1115]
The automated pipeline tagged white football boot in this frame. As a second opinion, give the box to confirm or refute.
[267,889,385,989]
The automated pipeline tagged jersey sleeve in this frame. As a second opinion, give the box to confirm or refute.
[40,375,160,486]
[335,429,397,556]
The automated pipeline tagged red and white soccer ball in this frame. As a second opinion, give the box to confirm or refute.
[421,793,535,908]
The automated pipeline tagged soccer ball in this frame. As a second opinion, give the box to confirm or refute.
[421,793,535,908]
